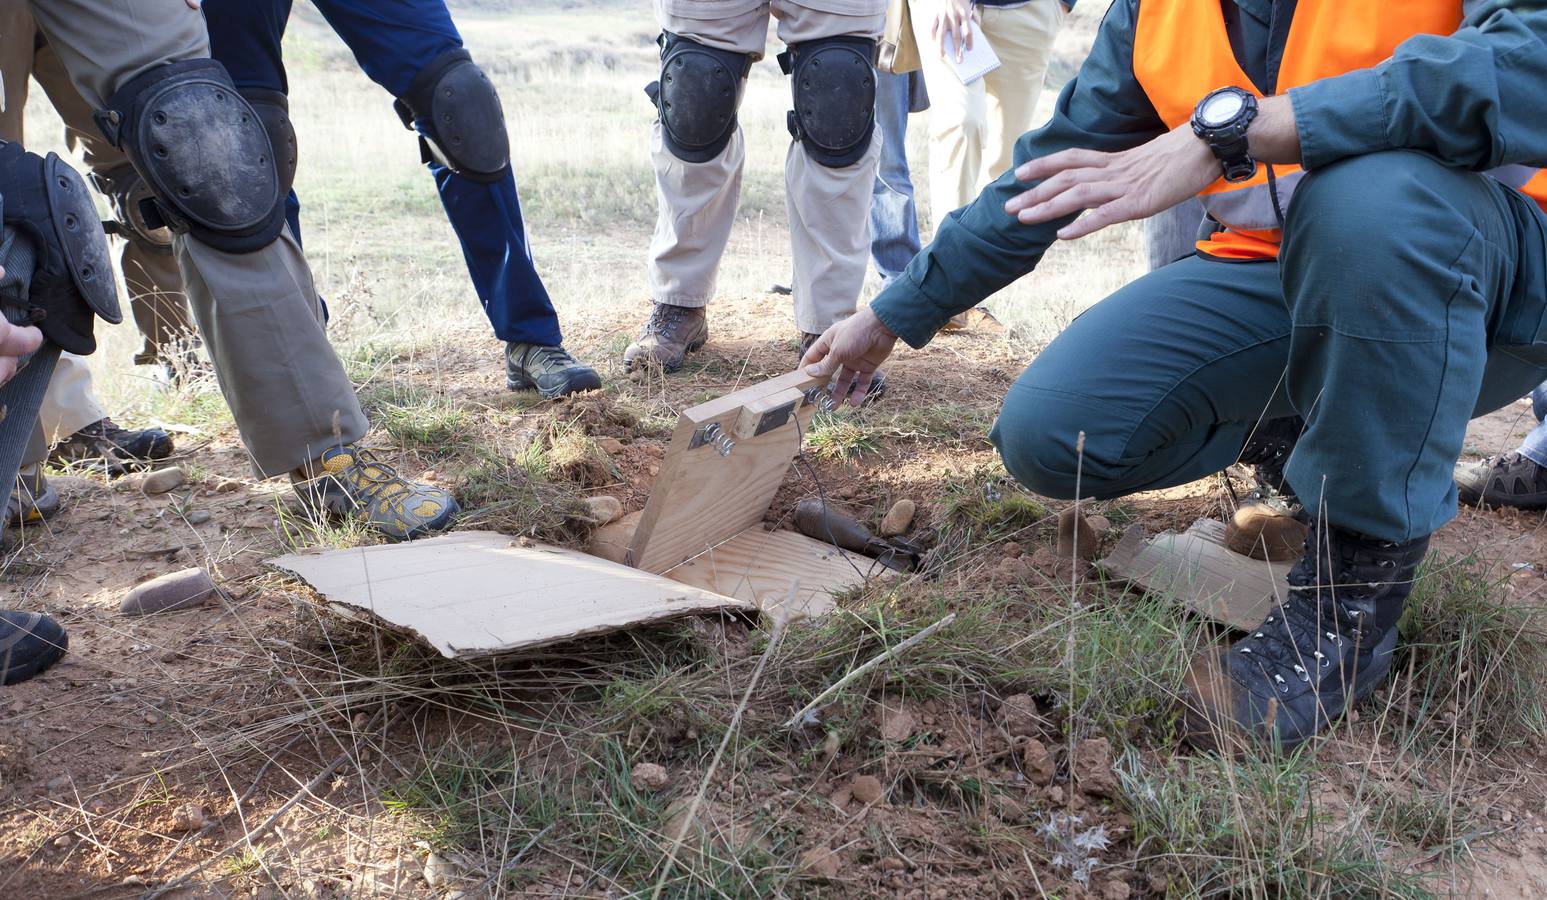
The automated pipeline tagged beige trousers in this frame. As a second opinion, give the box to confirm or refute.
[17,0,368,477]
[650,0,886,335]
[910,0,1064,227]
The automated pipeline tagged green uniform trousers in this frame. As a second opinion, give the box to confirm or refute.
[992,150,1547,542]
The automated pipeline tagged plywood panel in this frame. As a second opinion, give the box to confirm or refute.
[1100,519,1293,630]
[661,528,882,620]
[628,370,826,574]
[271,531,749,659]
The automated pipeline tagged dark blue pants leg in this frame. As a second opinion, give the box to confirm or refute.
[308,0,562,346]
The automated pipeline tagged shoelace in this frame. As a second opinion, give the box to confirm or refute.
[338,448,414,506]
[1236,594,1347,694]
[526,344,579,372]
[643,305,692,339]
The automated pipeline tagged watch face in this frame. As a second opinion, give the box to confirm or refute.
[1200,91,1246,127]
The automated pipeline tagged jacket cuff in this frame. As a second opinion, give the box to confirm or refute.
[1287,69,1390,170]
[870,273,952,350]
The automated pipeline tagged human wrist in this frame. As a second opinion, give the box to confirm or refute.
[1246,95,1302,166]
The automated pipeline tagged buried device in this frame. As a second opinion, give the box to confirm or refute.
[270,370,883,659]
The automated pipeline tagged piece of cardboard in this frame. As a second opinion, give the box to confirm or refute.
[270,531,752,659]
[1099,519,1292,630]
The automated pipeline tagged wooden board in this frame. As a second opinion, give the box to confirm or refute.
[627,369,826,574]
[1099,519,1293,630]
[660,528,879,620]
[270,531,751,659]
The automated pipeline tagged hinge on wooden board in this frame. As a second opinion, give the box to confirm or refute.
[689,383,832,455]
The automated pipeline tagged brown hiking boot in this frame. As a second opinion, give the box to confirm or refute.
[623,303,708,372]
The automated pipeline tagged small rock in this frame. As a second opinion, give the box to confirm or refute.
[631,762,671,792]
[120,568,217,616]
[849,775,884,805]
[877,704,916,743]
[821,731,841,762]
[46,775,70,792]
[186,510,212,526]
[1002,542,1023,559]
[1029,547,1058,572]
[1087,515,1112,533]
[172,803,206,831]
[214,478,241,493]
[879,856,906,872]
[52,835,69,849]
[1101,881,1132,900]
[158,648,182,663]
[585,495,624,526]
[423,852,451,888]
[997,694,1042,737]
[141,467,186,495]
[798,846,841,879]
[597,437,626,454]
[648,464,660,477]
[1074,737,1118,798]
[878,499,916,537]
[1045,785,1065,804]
[351,712,370,730]
[1022,739,1055,785]
[1056,506,1099,561]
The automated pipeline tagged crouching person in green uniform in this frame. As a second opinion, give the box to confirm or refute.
[802,0,1547,752]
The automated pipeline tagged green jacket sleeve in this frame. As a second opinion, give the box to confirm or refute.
[1291,2,1547,171]
[871,0,1164,348]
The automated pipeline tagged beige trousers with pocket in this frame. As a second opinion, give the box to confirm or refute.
[650,0,886,335]
[909,0,1064,228]
[16,0,368,477]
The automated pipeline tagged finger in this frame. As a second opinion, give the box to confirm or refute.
[801,330,835,371]
[0,359,17,386]
[1015,181,1122,226]
[1014,148,1109,184]
[848,371,875,409]
[1057,197,1141,240]
[830,368,857,407]
[1004,167,1090,214]
[0,325,43,358]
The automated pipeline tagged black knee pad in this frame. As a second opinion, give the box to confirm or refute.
[239,88,298,194]
[88,162,173,255]
[393,49,510,182]
[0,141,124,355]
[778,36,877,168]
[94,59,285,254]
[646,32,751,163]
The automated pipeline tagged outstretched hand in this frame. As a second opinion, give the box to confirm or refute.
[801,308,898,409]
[1003,124,1219,240]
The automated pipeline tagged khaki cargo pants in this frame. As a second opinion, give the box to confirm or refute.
[650,0,885,335]
[10,0,368,477]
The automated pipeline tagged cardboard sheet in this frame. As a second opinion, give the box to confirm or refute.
[270,531,752,659]
[1099,519,1293,630]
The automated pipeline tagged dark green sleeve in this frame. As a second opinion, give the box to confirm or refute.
[1291,2,1547,171]
[870,0,1165,349]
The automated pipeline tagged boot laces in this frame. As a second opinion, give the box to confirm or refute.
[338,448,413,506]
[525,344,579,373]
[643,304,692,339]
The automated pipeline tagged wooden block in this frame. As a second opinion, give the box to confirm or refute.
[590,509,643,564]
[627,370,825,574]
[735,387,805,440]
[660,528,880,620]
[1099,519,1293,630]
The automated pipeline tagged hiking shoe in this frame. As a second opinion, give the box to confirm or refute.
[6,466,59,528]
[797,332,887,405]
[49,417,174,477]
[506,342,602,398]
[1454,452,1547,509]
[0,610,67,685]
[1240,415,1304,508]
[623,303,708,372]
[1182,520,1429,753]
[294,445,459,541]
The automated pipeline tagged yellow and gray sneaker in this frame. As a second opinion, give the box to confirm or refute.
[293,445,459,541]
[6,465,60,528]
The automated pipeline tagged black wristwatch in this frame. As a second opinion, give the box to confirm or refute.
[1191,86,1259,182]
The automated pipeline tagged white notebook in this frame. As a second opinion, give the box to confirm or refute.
[943,20,1001,85]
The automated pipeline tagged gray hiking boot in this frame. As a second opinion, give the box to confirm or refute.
[1455,452,1547,509]
[623,303,708,372]
[6,465,60,528]
[505,343,602,398]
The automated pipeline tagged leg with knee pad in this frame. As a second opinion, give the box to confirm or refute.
[647,32,751,163]
[778,36,877,168]
[393,49,510,182]
[93,59,285,254]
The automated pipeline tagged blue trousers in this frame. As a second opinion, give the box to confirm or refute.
[203,0,563,346]
[994,151,1547,542]
[870,71,922,285]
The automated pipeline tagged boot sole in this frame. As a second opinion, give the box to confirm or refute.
[507,370,605,398]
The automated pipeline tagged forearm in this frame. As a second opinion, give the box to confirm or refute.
[1247,95,1300,166]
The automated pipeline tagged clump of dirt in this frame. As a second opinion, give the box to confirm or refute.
[552,393,639,438]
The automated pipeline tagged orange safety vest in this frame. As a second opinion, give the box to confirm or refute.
[1132,0,1547,260]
